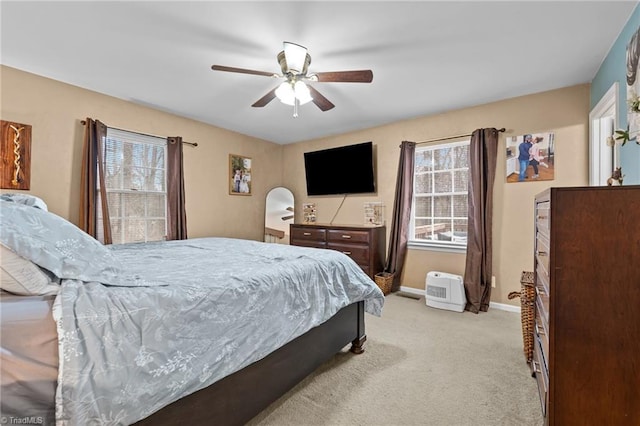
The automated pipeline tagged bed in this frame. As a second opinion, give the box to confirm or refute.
[0,196,384,425]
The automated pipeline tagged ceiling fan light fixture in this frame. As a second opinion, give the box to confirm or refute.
[283,41,308,74]
[275,81,313,106]
[275,81,296,105]
[294,81,312,105]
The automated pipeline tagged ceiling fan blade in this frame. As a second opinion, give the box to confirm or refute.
[307,85,335,111]
[313,70,373,83]
[252,87,278,108]
[211,65,276,78]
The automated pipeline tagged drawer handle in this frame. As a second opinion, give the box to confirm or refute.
[535,323,546,336]
[303,232,311,236]
[536,251,547,256]
[342,251,352,255]
[536,286,545,297]
[341,235,352,239]
[532,360,542,374]
[537,215,547,220]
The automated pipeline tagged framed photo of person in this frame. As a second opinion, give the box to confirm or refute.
[229,154,252,196]
[505,132,555,183]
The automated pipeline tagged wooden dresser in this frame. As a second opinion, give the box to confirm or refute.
[532,186,640,425]
[290,223,385,280]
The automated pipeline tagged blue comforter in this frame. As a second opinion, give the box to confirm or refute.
[53,237,384,425]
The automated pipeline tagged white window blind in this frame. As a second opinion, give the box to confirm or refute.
[409,140,469,250]
[97,128,167,244]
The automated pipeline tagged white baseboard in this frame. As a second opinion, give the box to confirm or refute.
[399,286,521,313]
[398,286,425,297]
[489,301,521,313]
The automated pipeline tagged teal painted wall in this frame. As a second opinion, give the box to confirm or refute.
[591,3,640,184]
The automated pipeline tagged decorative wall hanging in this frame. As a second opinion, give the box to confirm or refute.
[229,154,252,195]
[364,202,384,226]
[302,203,317,223]
[1,120,32,190]
[625,25,640,144]
[505,132,555,183]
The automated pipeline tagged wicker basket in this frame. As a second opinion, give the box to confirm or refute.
[374,272,394,295]
[508,271,536,363]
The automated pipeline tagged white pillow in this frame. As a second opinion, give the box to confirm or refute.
[0,244,59,296]
[0,193,48,211]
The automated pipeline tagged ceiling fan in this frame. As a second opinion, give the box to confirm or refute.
[211,41,373,117]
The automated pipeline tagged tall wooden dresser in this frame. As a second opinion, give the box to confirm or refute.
[532,186,640,425]
[290,223,385,280]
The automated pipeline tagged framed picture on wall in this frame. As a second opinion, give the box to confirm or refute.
[626,26,640,142]
[229,154,252,195]
[505,132,555,183]
[1,120,32,190]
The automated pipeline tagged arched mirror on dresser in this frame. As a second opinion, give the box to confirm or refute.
[264,187,294,244]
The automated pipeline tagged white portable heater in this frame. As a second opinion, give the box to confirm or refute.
[425,271,466,312]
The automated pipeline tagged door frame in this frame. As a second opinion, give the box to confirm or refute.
[589,82,619,186]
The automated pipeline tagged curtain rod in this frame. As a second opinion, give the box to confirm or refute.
[80,120,198,147]
[415,127,506,145]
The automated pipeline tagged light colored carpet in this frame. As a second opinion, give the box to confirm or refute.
[248,293,544,426]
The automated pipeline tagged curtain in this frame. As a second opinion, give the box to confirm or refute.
[166,136,188,240]
[464,128,499,313]
[79,118,112,244]
[384,141,416,291]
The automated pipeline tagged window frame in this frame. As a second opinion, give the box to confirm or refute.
[408,139,470,253]
[97,127,168,245]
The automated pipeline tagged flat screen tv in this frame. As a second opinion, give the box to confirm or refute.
[304,142,375,196]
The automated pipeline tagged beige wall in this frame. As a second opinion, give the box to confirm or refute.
[283,84,590,306]
[1,65,590,306]
[0,66,284,241]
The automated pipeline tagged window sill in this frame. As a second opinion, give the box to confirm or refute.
[408,240,467,254]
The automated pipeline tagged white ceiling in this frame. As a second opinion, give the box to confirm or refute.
[1,1,637,144]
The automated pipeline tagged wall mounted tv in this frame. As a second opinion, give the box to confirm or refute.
[304,141,375,196]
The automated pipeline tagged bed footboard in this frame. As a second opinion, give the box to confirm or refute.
[134,301,366,426]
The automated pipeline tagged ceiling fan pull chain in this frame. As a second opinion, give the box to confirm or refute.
[293,97,299,118]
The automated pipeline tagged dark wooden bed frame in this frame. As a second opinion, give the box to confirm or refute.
[134,301,366,426]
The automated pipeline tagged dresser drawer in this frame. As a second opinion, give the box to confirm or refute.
[534,301,549,368]
[327,242,369,265]
[535,232,550,280]
[290,224,385,281]
[327,229,371,244]
[535,201,550,238]
[535,261,550,295]
[291,227,326,242]
[291,240,326,249]
[535,279,550,326]
[532,336,549,417]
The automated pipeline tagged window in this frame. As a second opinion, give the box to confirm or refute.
[97,128,167,244]
[409,140,469,251]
